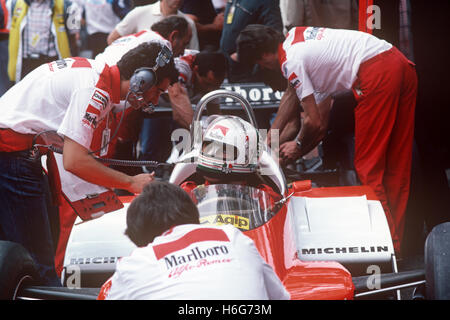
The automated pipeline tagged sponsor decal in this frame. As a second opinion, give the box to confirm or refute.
[55,59,67,69]
[220,164,233,174]
[82,91,108,129]
[300,246,389,255]
[200,214,250,230]
[221,84,283,104]
[305,27,326,41]
[82,107,99,129]
[69,256,121,265]
[86,104,100,116]
[153,228,235,279]
[212,124,229,136]
[163,245,229,268]
[288,72,301,89]
[48,59,67,72]
[161,244,233,279]
[92,90,108,110]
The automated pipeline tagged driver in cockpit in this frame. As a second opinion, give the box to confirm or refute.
[181,115,279,200]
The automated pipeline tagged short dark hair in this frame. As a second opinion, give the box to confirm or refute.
[125,181,200,247]
[194,51,228,79]
[236,24,285,66]
[117,42,179,85]
[151,15,189,40]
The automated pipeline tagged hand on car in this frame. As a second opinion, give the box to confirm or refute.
[128,172,155,194]
[279,140,302,165]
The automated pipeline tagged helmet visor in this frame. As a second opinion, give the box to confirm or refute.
[202,140,238,162]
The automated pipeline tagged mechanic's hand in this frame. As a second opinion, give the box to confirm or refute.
[168,81,187,96]
[213,12,224,30]
[128,172,155,194]
[279,140,302,165]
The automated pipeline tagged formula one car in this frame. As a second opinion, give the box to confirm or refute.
[1,90,448,300]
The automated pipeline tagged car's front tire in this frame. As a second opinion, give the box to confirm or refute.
[0,241,38,300]
[425,222,450,300]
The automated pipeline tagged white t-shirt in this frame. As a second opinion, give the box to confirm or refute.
[95,29,172,66]
[105,224,290,300]
[114,1,199,50]
[83,0,121,35]
[0,57,121,150]
[280,26,392,102]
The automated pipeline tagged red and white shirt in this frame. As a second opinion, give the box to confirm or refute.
[279,27,392,102]
[104,224,290,300]
[95,29,171,66]
[0,57,121,150]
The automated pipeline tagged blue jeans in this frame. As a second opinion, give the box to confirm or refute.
[0,150,60,286]
[0,38,12,96]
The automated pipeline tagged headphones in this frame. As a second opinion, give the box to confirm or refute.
[128,44,173,113]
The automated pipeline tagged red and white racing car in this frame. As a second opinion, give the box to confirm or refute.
[1,90,448,300]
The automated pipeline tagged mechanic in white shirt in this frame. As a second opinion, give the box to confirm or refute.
[236,25,418,254]
[96,16,193,126]
[93,16,195,171]
[107,0,199,51]
[96,15,191,65]
[101,181,290,300]
[138,49,228,168]
[0,42,178,285]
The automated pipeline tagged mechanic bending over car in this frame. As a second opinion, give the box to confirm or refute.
[52,18,191,274]
[236,25,418,255]
[95,16,194,131]
[100,181,289,300]
[86,16,193,175]
[0,42,179,286]
[138,50,228,165]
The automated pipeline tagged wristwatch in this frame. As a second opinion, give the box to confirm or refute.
[295,137,302,150]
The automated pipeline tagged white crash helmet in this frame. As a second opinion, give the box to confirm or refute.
[197,116,260,178]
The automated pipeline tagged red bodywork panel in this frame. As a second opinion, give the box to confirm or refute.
[244,183,356,300]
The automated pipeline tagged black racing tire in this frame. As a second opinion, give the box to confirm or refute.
[425,222,450,300]
[0,241,38,300]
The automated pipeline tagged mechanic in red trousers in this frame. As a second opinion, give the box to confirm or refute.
[236,25,418,254]
[0,42,178,285]
[100,181,289,300]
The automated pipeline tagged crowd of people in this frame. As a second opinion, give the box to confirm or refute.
[0,0,448,299]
